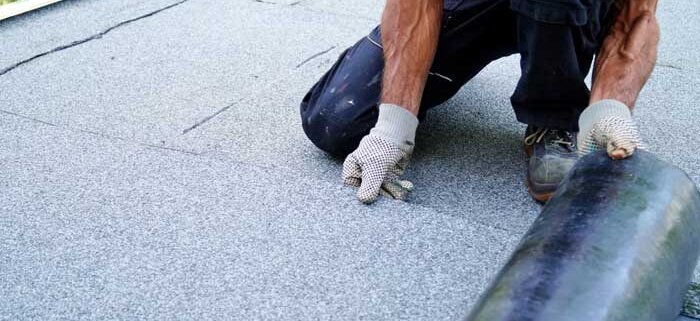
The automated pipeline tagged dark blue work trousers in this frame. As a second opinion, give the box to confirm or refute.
[300,0,620,157]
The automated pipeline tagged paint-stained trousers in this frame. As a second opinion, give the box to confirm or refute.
[300,0,620,157]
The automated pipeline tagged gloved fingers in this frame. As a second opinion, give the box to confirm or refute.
[379,180,414,201]
[604,126,642,160]
[606,134,644,160]
[341,132,415,204]
[344,177,361,187]
[356,164,386,204]
[386,157,412,183]
[607,139,637,160]
[396,179,414,191]
[580,116,643,160]
[394,153,412,174]
[379,183,407,200]
[384,170,400,184]
[341,155,362,187]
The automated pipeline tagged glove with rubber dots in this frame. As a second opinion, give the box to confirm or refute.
[578,99,644,160]
[342,103,418,204]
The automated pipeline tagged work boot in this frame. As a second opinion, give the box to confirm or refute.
[524,126,578,203]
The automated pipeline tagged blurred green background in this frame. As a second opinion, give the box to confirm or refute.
[0,0,20,5]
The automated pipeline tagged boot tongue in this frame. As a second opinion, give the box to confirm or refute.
[546,130,575,150]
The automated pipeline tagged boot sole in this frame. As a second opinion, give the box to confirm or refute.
[526,179,554,203]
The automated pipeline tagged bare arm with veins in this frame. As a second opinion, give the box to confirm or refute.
[380,0,443,116]
[591,0,660,108]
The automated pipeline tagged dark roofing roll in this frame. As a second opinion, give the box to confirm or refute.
[465,150,700,321]
[684,282,700,319]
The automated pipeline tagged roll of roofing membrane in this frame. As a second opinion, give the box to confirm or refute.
[465,150,700,321]
[684,283,700,319]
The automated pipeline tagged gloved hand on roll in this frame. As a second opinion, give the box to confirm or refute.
[342,104,418,204]
[578,99,645,160]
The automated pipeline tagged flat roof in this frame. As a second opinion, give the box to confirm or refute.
[1,0,699,319]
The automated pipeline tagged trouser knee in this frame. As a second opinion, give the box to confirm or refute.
[299,39,384,158]
[300,88,376,158]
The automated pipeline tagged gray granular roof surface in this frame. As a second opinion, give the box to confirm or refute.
[1,0,699,320]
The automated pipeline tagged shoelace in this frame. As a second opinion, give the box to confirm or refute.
[524,128,574,148]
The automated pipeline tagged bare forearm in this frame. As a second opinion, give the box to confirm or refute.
[590,0,660,108]
[380,0,443,115]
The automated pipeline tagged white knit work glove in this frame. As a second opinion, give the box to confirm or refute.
[578,99,644,160]
[342,104,419,204]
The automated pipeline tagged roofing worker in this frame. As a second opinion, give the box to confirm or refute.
[300,0,658,203]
